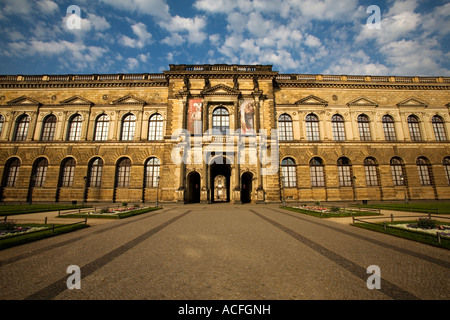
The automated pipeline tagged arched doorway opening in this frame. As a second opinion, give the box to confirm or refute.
[241,172,253,203]
[210,157,231,203]
[186,171,201,203]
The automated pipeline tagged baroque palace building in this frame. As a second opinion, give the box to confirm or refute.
[0,64,449,205]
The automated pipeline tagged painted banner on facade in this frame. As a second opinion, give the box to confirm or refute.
[187,99,203,134]
[240,99,255,135]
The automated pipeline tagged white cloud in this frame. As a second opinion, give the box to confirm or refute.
[159,15,207,45]
[119,22,152,48]
[304,34,321,48]
[36,0,58,14]
[100,0,171,20]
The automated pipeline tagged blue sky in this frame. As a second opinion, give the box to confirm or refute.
[0,0,448,76]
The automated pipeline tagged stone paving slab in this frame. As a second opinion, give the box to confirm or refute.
[0,204,448,301]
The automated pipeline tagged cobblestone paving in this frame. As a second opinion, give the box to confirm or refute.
[0,204,449,300]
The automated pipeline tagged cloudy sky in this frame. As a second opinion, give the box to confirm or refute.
[0,0,449,76]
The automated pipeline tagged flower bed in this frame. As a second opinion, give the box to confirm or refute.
[389,222,450,238]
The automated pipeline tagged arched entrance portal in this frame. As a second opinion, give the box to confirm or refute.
[186,171,201,203]
[241,172,253,203]
[210,157,231,203]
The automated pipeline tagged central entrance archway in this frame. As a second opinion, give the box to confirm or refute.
[210,157,231,203]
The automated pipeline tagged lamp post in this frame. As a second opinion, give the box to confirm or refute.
[400,175,408,203]
[83,176,88,205]
[156,176,160,207]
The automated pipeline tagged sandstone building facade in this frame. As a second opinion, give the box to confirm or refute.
[0,64,449,204]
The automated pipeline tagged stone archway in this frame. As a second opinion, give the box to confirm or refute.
[210,157,231,203]
[186,171,201,203]
[241,172,253,203]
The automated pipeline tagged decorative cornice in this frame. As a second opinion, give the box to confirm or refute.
[396,97,428,108]
[201,84,241,96]
[347,97,378,107]
[60,95,94,106]
[7,96,41,106]
[295,95,328,106]
[111,94,146,105]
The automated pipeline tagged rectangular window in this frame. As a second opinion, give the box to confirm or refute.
[310,166,325,187]
[338,166,352,186]
[365,166,379,186]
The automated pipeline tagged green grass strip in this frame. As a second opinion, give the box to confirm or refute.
[59,206,162,219]
[281,206,381,218]
[0,223,88,250]
[0,204,90,216]
[352,221,450,249]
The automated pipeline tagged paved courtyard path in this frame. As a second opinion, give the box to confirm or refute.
[0,204,449,301]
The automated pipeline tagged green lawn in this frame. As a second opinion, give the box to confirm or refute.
[0,204,90,216]
[355,203,450,214]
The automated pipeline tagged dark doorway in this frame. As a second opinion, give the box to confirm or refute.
[187,171,201,203]
[210,157,231,203]
[241,172,253,203]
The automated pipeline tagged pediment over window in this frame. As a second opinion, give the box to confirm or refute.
[111,94,146,105]
[397,97,428,108]
[295,95,328,106]
[60,96,94,106]
[7,96,41,106]
[347,97,378,107]
[201,84,240,96]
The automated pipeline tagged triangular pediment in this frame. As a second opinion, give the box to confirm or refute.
[111,94,146,105]
[60,96,94,106]
[397,97,428,108]
[7,96,41,106]
[201,84,240,95]
[295,95,328,106]
[347,97,378,107]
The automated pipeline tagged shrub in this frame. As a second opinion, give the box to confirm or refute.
[122,201,128,207]
[330,206,340,213]
[417,218,437,229]
[99,207,109,214]
[0,221,16,231]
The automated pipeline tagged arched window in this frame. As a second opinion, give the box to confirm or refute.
[88,158,103,188]
[281,157,296,187]
[309,157,325,187]
[331,114,346,141]
[305,113,320,141]
[94,114,109,141]
[416,157,432,185]
[41,114,57,141]
[145,157,160,187]
[390,157,406,186]
[382,115,396,141]
[33,158,48,187]
[443,157,450,185]
[148,114,163,140]
[68,114,82,141]
[3,158,20,187]
[407,115,422,141]
[60,158,76,187]
[14,114,30,141]
[278,114,293,141]
[121,113,136,141]
[357,114,371,141]
[212,107,229,134]
[0,114,4,137]
[337,157,352,186]
[364,157,379,186]
[432,115,446,141]
[116,158,131,188]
